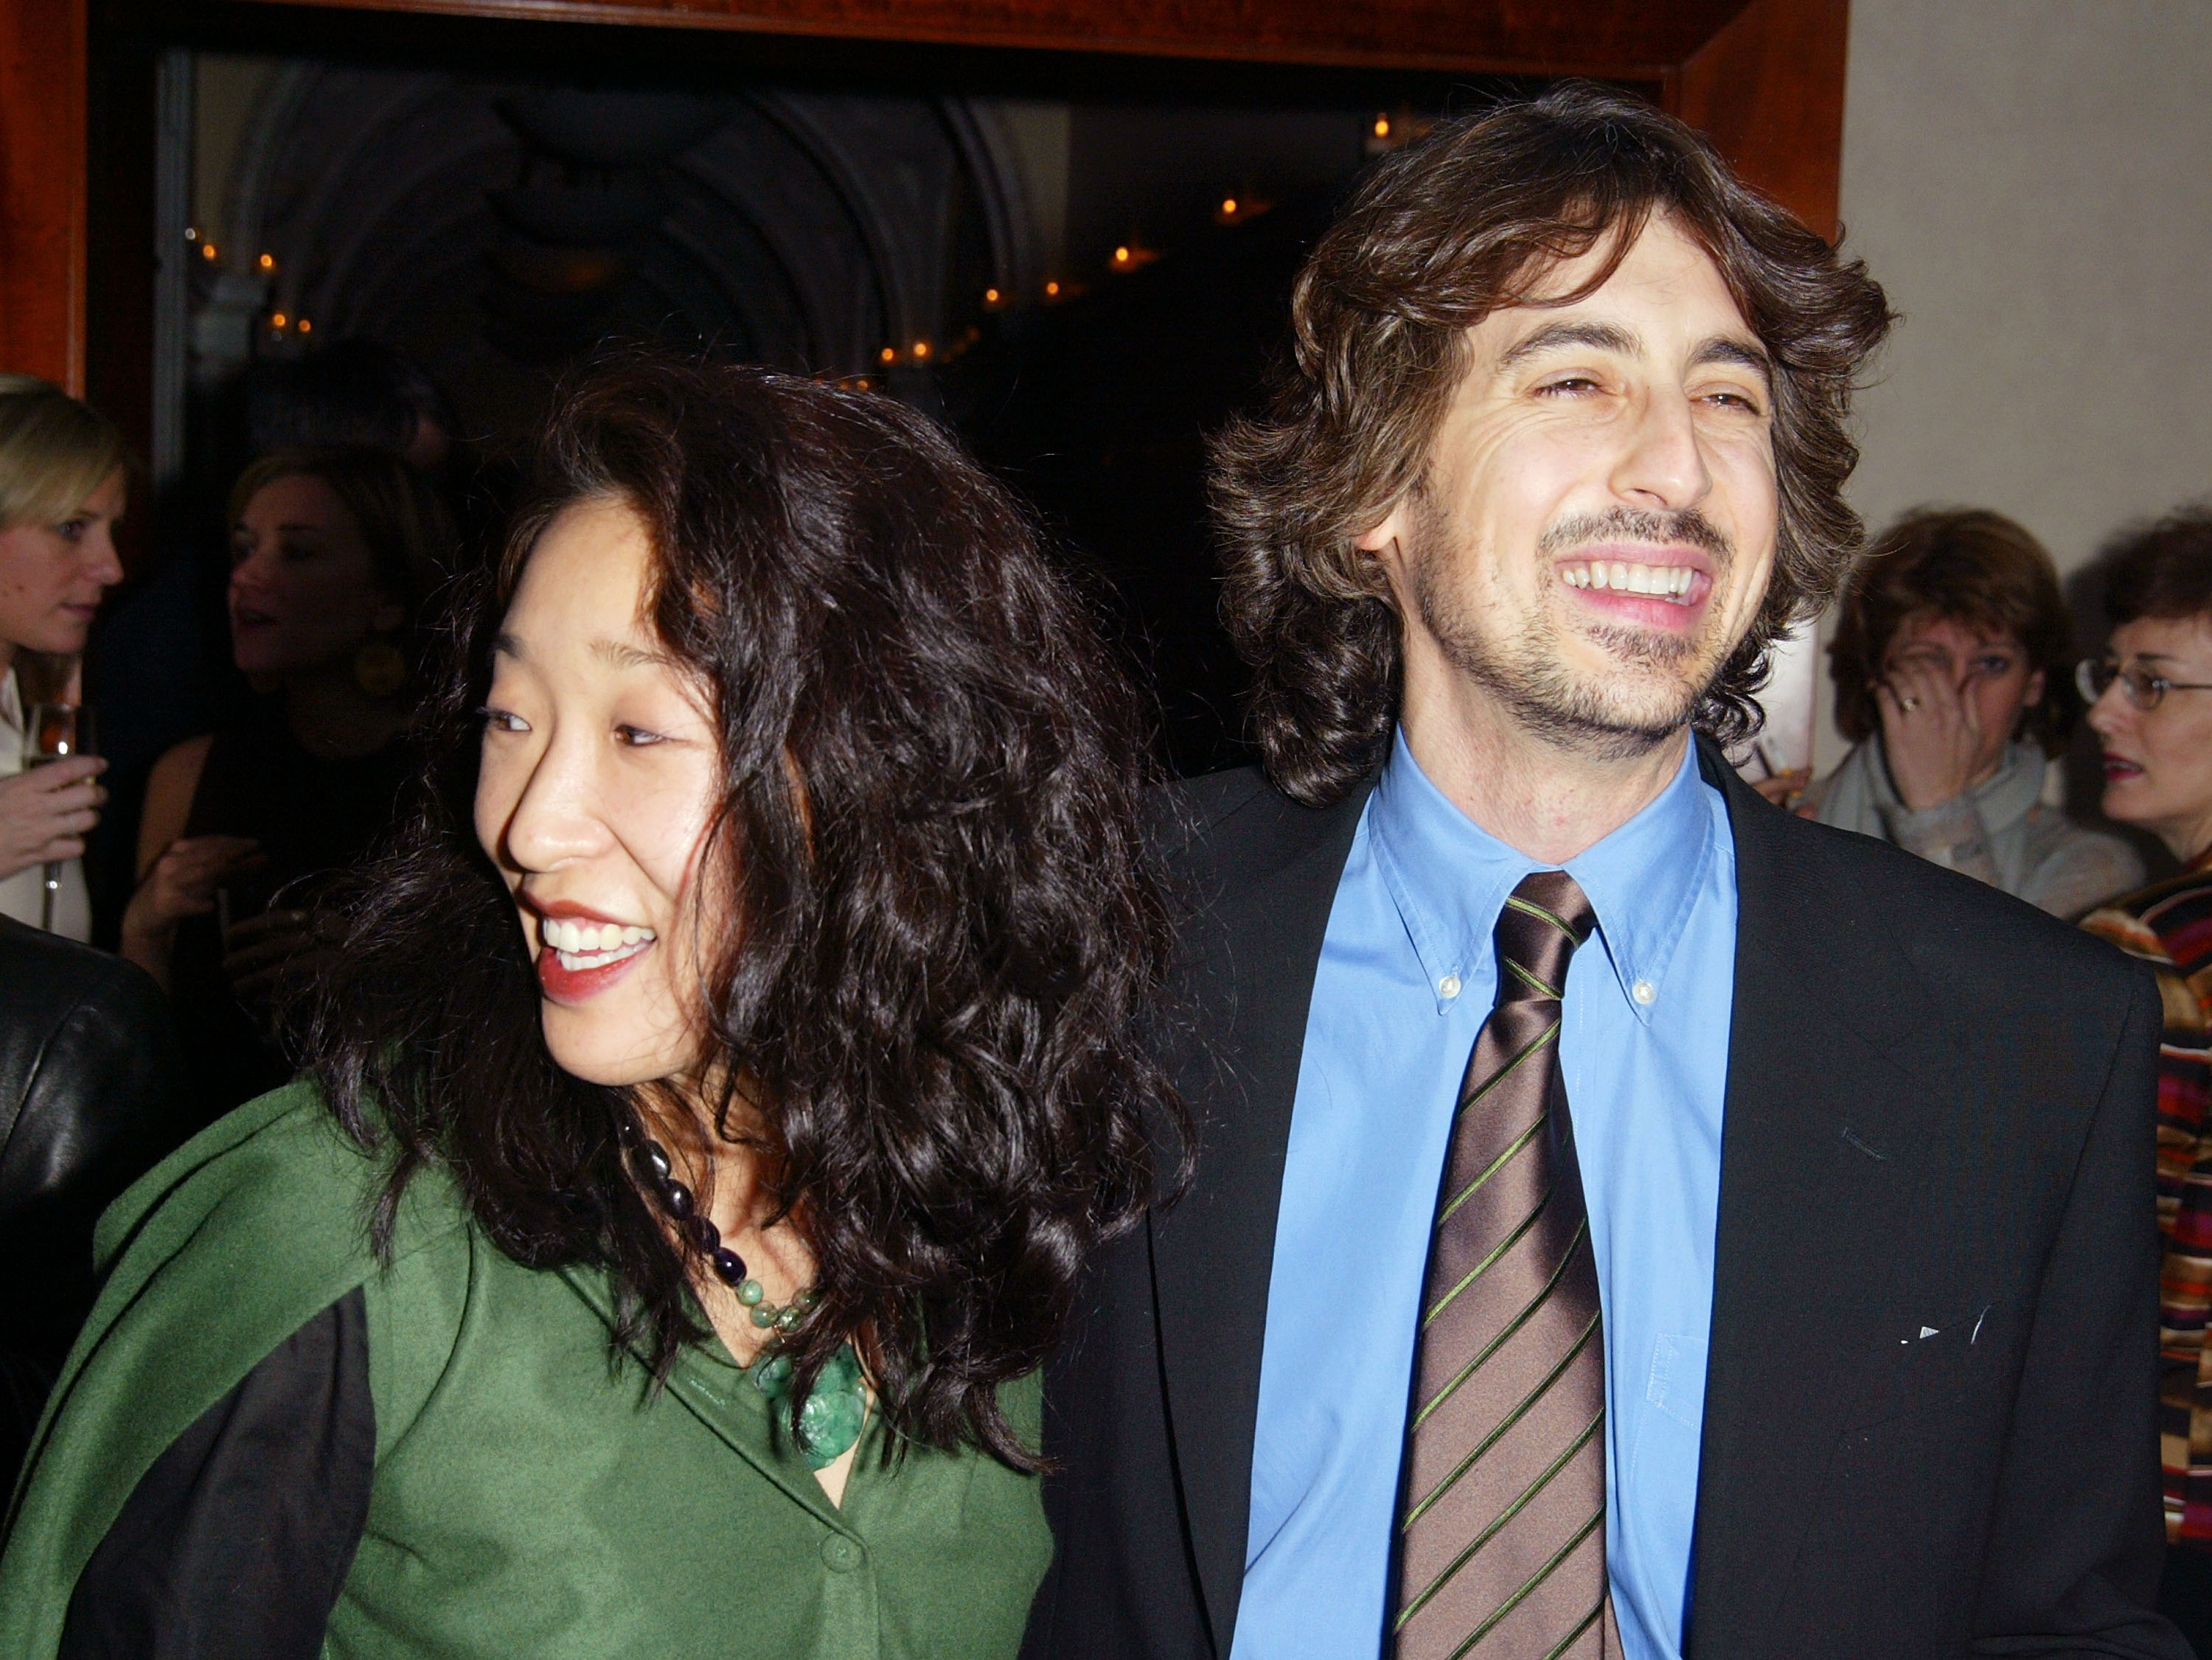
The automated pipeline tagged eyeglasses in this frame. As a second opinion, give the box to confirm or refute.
[2076,657,2212,711]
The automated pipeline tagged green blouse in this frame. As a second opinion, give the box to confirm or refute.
[0,1084,1051,1659]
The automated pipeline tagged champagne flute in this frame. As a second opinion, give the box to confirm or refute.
[22,702,94,931]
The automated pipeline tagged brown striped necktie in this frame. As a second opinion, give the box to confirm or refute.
[1393,869,1618,1660]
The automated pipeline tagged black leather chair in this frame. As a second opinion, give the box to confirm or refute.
[0,917,183,1481]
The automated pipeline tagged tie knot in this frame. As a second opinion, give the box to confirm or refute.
[1492,870,1595,1006]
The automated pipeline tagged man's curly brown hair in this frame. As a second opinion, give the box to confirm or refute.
[1210,82,1897,806]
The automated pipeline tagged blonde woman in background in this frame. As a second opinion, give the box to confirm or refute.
[0,377,128,941]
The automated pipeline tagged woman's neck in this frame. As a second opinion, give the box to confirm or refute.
[2165,814,2212,869]
[279,664,403,758]
[638,1081,780,1239]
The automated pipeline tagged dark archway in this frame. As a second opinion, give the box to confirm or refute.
[193,67,1038,448]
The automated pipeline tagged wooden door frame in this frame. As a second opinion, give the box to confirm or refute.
[1,0,1848,456]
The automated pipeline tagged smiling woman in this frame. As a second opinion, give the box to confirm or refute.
[0,356,1180,1659]
[119,447,455,1127]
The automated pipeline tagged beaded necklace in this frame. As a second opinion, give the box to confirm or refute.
[625,1126,868,1469]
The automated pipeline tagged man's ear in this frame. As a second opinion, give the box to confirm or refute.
[1355,503,1406,562]
[1355,501,1414,602]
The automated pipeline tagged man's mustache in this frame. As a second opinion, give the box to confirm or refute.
[1538,506,1733,562]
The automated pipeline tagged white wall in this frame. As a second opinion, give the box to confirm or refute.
[1815,0,2212,772]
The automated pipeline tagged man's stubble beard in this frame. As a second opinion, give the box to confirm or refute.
[1405,502,1739,764]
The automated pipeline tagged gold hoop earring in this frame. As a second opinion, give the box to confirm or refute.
[352,636,406,699]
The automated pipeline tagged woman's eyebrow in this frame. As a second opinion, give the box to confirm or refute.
[589,638,675,670]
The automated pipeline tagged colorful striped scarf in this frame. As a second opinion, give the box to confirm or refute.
[2084,854,2212,1542]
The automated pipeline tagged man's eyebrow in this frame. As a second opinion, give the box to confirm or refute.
[1691,335,1774,382]
[1495,320,1642,372]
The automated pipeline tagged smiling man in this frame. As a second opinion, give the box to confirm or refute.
[1020,86,2187,1660]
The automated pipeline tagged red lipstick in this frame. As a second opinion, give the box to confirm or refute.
[523,896,655,1005]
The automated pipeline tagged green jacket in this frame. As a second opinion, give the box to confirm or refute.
[0,1084,1051,1658]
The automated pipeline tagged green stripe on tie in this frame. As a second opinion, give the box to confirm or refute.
[1504,957,1562,1000]
[1502,893,1580,941]
[1446,1512,1607,1660]
[1402,1309,1602,1527]
[1395,1408,1605,1631]
[1455,1019,1560,1121]
[1422,1182,1556,1328]
[1435,1109,1548,1230]
[1411,1217,1590,1430]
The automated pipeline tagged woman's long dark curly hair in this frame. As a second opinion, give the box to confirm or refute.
[293,355,1182,1468]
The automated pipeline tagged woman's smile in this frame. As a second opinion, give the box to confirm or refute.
[526,899,661,1004]
[476,498,722,1085]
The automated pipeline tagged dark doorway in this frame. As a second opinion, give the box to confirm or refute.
[128,9,1545,786]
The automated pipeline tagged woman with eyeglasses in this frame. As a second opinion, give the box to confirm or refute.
[1801,507,2142,916]
[2078,505,2212,1651]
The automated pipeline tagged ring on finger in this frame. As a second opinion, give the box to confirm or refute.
[1897,695,1920,713]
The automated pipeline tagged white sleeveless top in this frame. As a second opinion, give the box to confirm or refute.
[0,668,92,941]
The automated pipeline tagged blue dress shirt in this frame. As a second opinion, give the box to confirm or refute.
[1230,731,1738,1660]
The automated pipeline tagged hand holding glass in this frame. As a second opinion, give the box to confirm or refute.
[21,703,95,930]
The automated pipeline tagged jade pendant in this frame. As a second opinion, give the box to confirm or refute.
[750,1342,867,1469]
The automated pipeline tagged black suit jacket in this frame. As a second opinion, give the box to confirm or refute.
[1023,744,2185,1659]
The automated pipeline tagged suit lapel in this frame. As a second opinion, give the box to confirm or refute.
[1150,773,1374,1654]
[1687,750,1947,1653]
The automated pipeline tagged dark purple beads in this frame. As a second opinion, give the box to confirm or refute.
[630,1132,748,1286]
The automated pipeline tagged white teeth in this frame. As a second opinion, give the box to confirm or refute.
[1561,561,1695,601]
[540,917,655,955]
[554,941,647,972]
